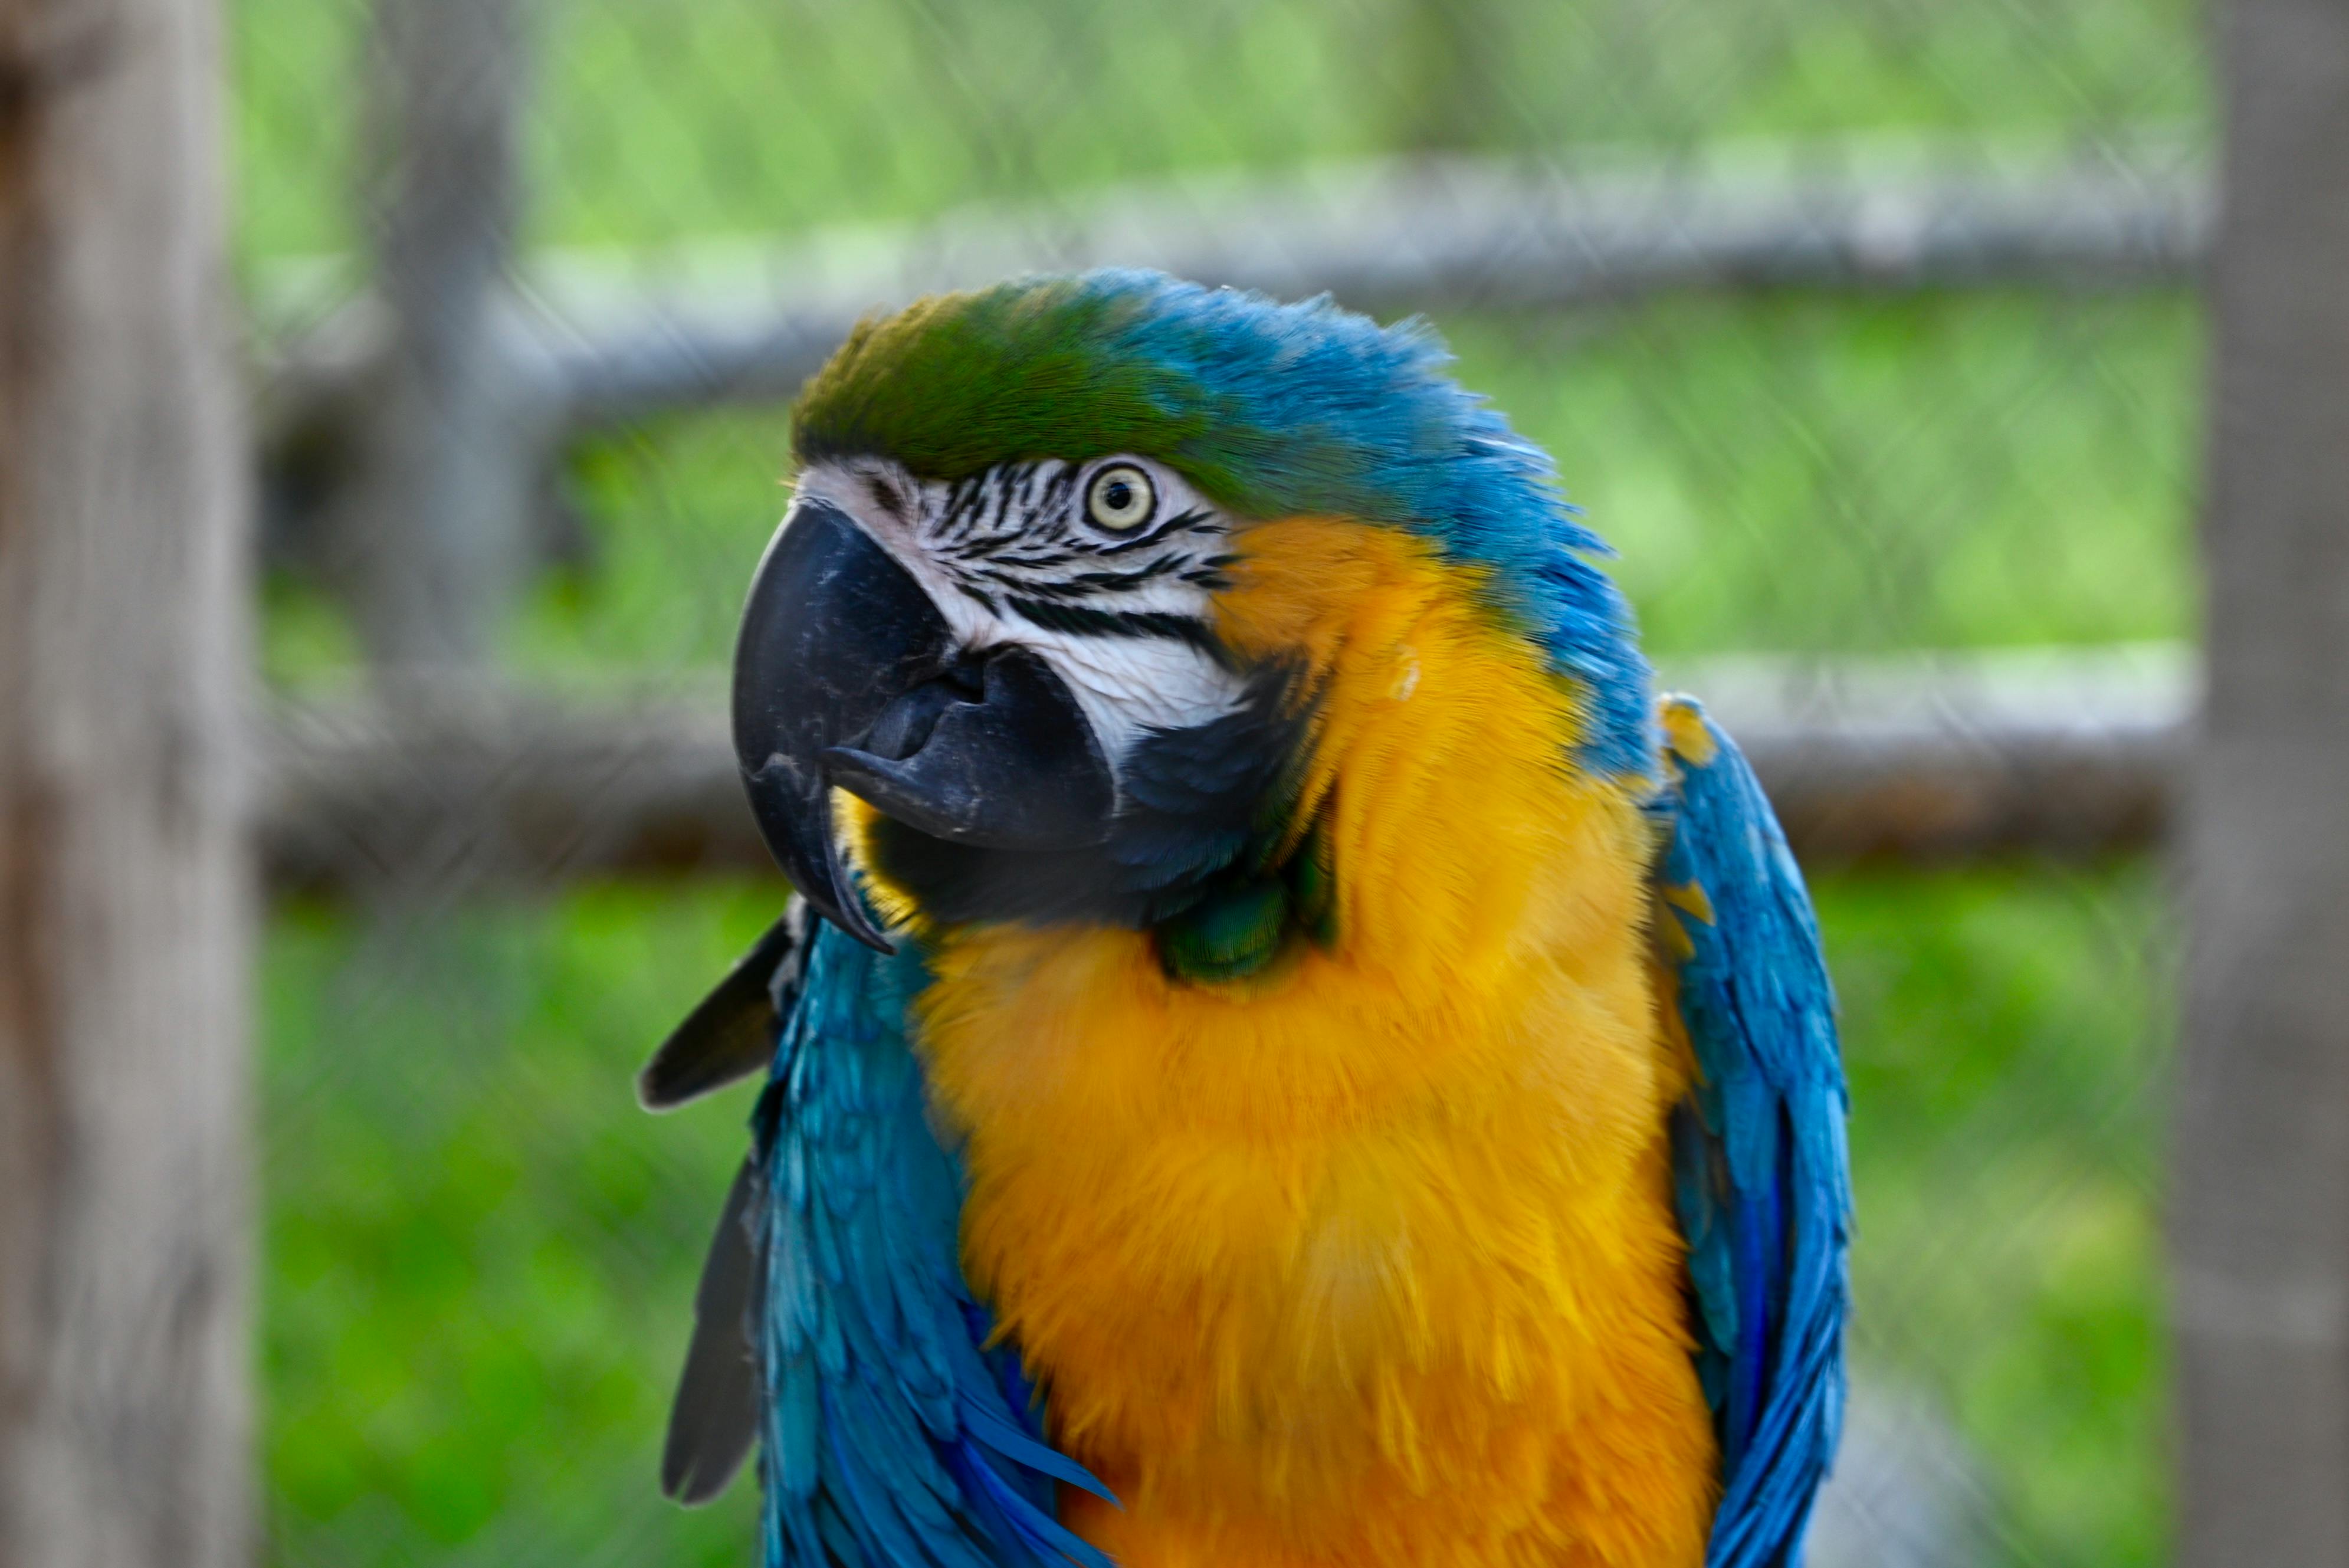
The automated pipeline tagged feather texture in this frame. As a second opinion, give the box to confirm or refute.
[1655,697,1852,1568]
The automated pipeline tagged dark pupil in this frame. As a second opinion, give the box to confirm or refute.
[1103,480,1133,511]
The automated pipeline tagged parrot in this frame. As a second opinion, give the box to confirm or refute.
[636,270,1849,1568]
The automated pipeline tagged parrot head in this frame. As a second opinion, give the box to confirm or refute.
[734,270,1649,969]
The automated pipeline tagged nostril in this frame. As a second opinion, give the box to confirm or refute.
[940,651,989,701]
[859,683,953,761]
[858,655,990,762]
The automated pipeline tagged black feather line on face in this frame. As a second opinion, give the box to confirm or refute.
[978,549,1079,570]
[1090,508,1218,556]
[1064,556,1192,591]
[859,663,1315,930]
[940,478,986,542]
[993,555,1190,601]
[1004,598,1232,668]
[865,473,911,523]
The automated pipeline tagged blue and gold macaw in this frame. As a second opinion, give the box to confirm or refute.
[639,271,1848,1568]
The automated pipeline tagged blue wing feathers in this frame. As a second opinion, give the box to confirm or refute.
[1657,697,1851,1568]
[752,921,1116,1568]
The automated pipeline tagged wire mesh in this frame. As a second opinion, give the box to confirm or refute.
[232,1,2202,1564]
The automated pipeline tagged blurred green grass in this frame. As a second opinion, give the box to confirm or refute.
[238,0,2196,1563]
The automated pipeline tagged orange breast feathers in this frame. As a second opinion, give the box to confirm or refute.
[907,518,1716,1568]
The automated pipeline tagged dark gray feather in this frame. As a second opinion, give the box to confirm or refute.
[637,903,805,1111]
[661,1158,764,1505]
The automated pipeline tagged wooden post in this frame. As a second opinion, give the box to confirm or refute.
[336,0,539,669]
[2174,0,2349,1560]
[0,0,252,1564]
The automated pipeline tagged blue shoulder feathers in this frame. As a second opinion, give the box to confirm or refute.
[1655,698,1851,1568]
[751,923,1115,1568]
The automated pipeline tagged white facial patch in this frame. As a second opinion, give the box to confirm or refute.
[786,455,1254,770]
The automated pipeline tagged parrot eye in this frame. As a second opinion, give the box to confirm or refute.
[1084,463,1156,533]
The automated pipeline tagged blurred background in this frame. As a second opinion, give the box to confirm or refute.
[230,2,2201,1565]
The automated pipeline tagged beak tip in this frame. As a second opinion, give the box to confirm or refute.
[789,854,901,957]
[821,903,900,955]
[739,759,897,957]
[783,872,899,956]
[847,924,899,956]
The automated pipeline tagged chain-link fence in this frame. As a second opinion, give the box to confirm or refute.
[231,2,2202,1564]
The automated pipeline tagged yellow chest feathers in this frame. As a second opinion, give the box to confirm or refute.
[907,520,1714,1566]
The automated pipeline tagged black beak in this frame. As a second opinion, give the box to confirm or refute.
[732,498,1117,952]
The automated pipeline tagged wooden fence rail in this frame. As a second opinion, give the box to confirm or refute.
[258,645,2190,892]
